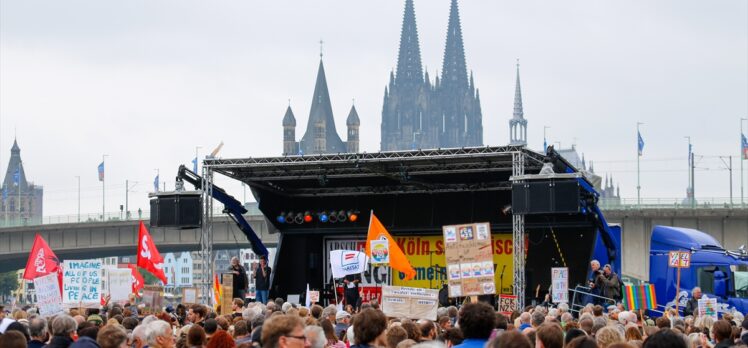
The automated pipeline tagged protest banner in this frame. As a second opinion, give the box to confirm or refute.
[381,285,439,320]
[668,251,691,312]
[698,296,718,320]
[182,288,199,305]
[308,290,320,303]
[551,267,569,303]
[141,285,164,314]
[443,222,496,297]
[62,259,102,306]
[498,294,517,316]
[622,284,657,311]
[221,285,233,315]
[106,268,132,303]
[34,273,64,317]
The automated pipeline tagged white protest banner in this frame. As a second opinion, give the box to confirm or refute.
[106,269,132,303]
[62,259,102,305]
[551,267,569,303]
[329,250,369,278]
[309,291,320,303]
[381,285,439,320]
[498,294,517,316]
[33,273,63,317]
[698,296,718,320]
[182,288,198,305]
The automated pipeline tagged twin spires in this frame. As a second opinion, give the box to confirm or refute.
[395,0,423,87]
[440,0,468,90]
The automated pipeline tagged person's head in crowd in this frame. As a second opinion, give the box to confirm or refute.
[320,319,339,344]
[487,330,532,348]
[262,313,307,348]
[592,305,604,317]
[146,320,175,348]
[654,317,670,330]
[441,328,463,348]
[282,302,293,313]
[531,311,545,328]
[0,330,27,348]
[132,324,148,348]
[595,325,624,348]
[447,306,458,319]
[189,304,207,324]
[234,320,250,339]
[97,324,128,348]
[321,306,336,323]
[267,302,279,313]
[519,312,531,326]
[579,317,593,335]
[251,314,265,332]
[187,324,207,348]
[335,310,351,325]
[458,302,496,341]
[216,316,230,331]
[298,307,309,318]
[625,326,643,342]
[437,316,452,331]
[206,330,236,348]
[122,317,138,331]
[29,317,48,343]
[564,328,587,346]
[310,305,323,319]
[204,318,219,337]
[274,298,284,308]
[6,321,31,342]
[304,325,326,348]
[418,320,436,341]
[396,339,417,348]
[642,329,687,348]
[401,320,421,342]
[386,325,408,348]
[352,308,388,347]
[52,314,78,341]
[711,319,732,345]
[495,313,508,331]
[73,315,87,326]
[535,323,563,348]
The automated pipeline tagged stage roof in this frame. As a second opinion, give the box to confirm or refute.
[205,146,546,197]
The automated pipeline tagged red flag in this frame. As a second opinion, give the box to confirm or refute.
[127,264,145,296]
[23,234,60,280]
[136,221,167,284]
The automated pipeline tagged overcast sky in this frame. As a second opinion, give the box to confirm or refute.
[1,0,746,217]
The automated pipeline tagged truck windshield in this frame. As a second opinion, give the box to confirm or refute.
[735,266,748,298]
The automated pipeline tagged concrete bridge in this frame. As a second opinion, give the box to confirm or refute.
[604,208,748,281]
[0,216,279,273]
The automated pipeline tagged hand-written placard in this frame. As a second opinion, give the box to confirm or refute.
[34,273,63,317]
[308,291,320,303]
[498,294,517,316]
[106,269,132,303]
[182,288,198,305]
[444,222,495,297]
[551,267,569,303]
[698,296,718,320]
[62,259,102,304]
[381,285,438,320]
[141,285,164,314]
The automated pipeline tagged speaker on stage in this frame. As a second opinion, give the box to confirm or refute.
[512,178,581,215]
[149,192,202,228]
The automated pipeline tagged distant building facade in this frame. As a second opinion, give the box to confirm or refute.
[1,140,43,226]
[381,0,482,151]
[282,60,360,155]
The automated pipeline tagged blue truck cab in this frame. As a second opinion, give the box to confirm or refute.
[649,225,748,315]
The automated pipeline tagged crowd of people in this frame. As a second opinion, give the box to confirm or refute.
[0,294,746,348]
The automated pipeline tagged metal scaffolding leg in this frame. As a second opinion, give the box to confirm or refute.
[201,166,214,305]
[512,152,526,310]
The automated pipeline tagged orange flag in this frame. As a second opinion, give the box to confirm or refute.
[365,211,416,280]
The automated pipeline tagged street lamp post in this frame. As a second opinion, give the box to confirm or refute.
[102,154,108,221]
[741,118,747,207]
[684,137,691,206]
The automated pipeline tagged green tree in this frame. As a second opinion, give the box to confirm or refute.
[140,267,163,286]
[0,271,18,302]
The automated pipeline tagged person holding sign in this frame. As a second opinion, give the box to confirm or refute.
[343,273,361,311]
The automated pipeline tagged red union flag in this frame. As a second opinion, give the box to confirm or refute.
[136,221,167,284]
[23,234,60,280]
[127,263,145,296]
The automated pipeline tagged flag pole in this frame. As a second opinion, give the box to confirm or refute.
[637,122,643,207]
[741,118,746,207]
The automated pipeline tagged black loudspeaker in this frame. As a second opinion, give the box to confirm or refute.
[512,179,580,214]
[150,192,202,228]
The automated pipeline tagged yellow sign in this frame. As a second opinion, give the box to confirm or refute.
[391,234,514,294]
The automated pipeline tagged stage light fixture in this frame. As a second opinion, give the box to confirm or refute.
[293,213,304,224]
[303,211,313,223]
[347,210,359,222]
[277,212,287,223]
[329,211,338,223]
[336,210,347,222]
[319,211,329,223]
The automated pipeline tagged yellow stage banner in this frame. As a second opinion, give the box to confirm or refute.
[391,233,513,294]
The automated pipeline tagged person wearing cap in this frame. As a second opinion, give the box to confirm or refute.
[87,314,104,327]
[334,310,351,339]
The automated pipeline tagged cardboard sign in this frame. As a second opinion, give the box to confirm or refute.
[308,290,320,303]
[698,296,718,320]
[668,251,691,268]
[141,285,164,314]
[221,285,233,315]
[498,294,517,316]
[182,288,198,305]
[106,269,132,303]
[370,239,390,264]
[62,259,102,305]
[34,273,64,317]
[551,267,569,303]
[381,285,439,320]
[444,222,496,297]
[222,273,234,287]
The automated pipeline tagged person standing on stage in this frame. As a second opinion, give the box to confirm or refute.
[253,255,271,304]
[229,256,249,300]
[343,273,361,311]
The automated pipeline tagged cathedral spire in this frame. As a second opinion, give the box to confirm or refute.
[440,0,468,89]
[299,58,345,154]
[513,60,524,120]
[395,0,424,87]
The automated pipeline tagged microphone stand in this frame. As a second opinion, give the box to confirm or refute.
[499,264,507,295]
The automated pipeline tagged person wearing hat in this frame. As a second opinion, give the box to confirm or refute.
[334,310,351,339]
[87,314,104,327]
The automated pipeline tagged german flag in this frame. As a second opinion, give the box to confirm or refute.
[622,284,657,310]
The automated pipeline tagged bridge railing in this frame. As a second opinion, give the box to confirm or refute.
[599,197,747,210]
